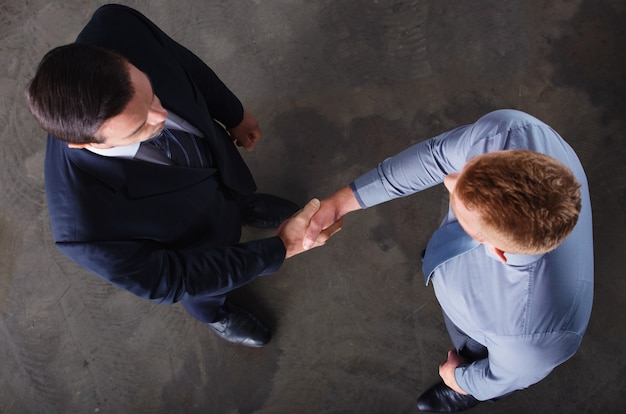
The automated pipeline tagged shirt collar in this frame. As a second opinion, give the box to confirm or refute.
[484,246,545,266]
[85,142,140,158]
[84,111,201,159]
[445,210,545,267]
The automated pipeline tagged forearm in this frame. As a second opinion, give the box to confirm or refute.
[453,352,557,401]
[327,185,362,218]
[58,237,286,303]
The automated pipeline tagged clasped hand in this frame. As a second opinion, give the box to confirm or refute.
[277,199,343,259]
[300,186,361,251]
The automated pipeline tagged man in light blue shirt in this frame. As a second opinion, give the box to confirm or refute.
[304,110,593,411]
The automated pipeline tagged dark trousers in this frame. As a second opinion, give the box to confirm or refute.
[442,312,488,362]
[443,312,513,400]
[181,295,226,323]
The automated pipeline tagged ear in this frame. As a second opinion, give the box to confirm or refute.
[68,142,112,149]
[67,143,89,149]
[489,246,508,264]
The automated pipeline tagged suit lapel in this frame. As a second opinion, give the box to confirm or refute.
[66,145,217,198]
[145,60,256,195]
[122,161,218,198]
[77,5,256,195]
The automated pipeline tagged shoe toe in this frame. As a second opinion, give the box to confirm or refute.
[417,382,480,412]
[207,305,271,347]
[228,310,271,347]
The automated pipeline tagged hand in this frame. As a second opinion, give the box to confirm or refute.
[303,186,361,250]
[278,198,343,259]
[228,109,260,151]
[439,350,469,395]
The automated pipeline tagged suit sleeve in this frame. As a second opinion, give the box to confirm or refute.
[168,38,244,128]
[57,237,286,304]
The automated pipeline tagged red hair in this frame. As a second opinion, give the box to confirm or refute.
[455,150,581,254]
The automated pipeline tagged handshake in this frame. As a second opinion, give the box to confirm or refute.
[276,186,361,259]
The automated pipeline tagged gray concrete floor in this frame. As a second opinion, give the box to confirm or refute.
[1,1,625,413]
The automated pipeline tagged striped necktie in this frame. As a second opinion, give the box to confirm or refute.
[139,128,212,168]
[421,221,480,285]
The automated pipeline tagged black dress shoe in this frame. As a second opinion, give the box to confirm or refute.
[240,193,299,228]
[206,303,271,347]
[417,382,480,412]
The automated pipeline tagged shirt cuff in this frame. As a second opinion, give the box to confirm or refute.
[454,366,476,399]
[350,167,393,208]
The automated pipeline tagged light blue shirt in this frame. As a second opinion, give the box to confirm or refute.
[350,110,593,400]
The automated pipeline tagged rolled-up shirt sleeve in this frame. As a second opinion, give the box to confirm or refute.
[455,331,584,401]
[351,125,473,208]
[350,109,566,208]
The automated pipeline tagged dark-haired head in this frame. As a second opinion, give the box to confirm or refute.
[26,43,134,144]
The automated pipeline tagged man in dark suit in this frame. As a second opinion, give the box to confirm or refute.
[26,4,339,347]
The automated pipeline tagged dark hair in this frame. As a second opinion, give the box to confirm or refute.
[25,43,134,144]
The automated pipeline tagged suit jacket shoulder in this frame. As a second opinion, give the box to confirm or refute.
[75,4,255,194]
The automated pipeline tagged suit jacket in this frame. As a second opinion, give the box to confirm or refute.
[45,4,286,304]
